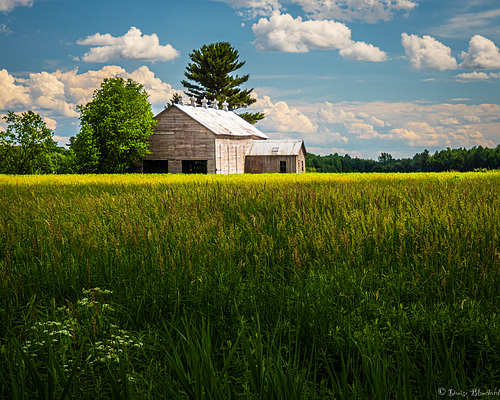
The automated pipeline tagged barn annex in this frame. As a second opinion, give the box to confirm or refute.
[141,99,306,174]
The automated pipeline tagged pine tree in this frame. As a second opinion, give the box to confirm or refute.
[181,42,264,124]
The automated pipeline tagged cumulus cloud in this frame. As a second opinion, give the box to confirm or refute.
[310,100,499,154]
[0,0,32,12]
[401,33,458,70]
[252,12,386,61]
[0,65,179,143]
[455,71,491,81]
[0,69,30,109]
[77,27,180,63]
[339,41,387,62]
[252,12,351,52]
[126,66,179,106]
[459,35,500,70]
[251,94,318,133]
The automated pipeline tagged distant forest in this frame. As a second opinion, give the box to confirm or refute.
[305,146,500,173]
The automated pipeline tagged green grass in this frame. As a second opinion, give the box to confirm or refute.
[0,172,499,399]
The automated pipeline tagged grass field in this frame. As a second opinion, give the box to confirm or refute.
[1,172,499,399]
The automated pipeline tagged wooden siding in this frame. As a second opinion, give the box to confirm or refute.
[215,137,254,174]
[245,146,306,174]
[144,107,216,174]
[245,155,296,173]
[296,146,306,173]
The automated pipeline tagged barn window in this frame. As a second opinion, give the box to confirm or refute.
[280,161,287,173]
[301,160,304,172]
[271,147,279,152]
[143,160,168,173]
[182,160,208,174]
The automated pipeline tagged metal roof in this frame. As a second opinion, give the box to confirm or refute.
[173,104,269,139]
[246,140,306,156]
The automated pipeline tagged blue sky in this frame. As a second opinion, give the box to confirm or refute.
[1,0,500,159]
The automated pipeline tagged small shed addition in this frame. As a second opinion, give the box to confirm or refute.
[245,140,307,174]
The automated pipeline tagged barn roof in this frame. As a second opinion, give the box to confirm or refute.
[246,140,306,156]
[169,104,269,139]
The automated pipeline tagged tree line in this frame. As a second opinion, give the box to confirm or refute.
[306,146,500,173]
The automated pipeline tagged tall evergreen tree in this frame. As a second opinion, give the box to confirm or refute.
[181,42,264,124]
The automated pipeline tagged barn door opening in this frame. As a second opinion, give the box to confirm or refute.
[143,160,168,173]
[280,161,287,173]
[182,160,208,174]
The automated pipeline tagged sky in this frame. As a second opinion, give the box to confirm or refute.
[1,0,500,159]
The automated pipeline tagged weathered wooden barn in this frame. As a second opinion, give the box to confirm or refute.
[141,99,306,174]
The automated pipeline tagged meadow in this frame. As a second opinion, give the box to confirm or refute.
[0,172,499,399]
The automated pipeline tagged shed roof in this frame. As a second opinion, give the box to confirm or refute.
[246,140,306,156]
[165,104,269,139]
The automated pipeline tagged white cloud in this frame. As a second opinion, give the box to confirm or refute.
[287,0,416,23]
[126,66,179,106]
[0,66,179,143]
[0,23,13,34]
[0,0,32,12]
[24,71,79,117]
[212,0,417,22]
[459,35,500,70]
[455,71,491,81]
[52,65,126,106]
[308,100,499,154]
[251,94,318,133]
[252,12,386,61]
[401,33,458,71]
[253,12,351,52]
[213,0,280,17]
[43,117,57,130]
[339,41,387,62]
[77,27,179,63]
[431,9,500,39]
[0,69,30,109]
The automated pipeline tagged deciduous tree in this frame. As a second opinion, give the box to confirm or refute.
[73,77,156,173]
[0,110,57,174]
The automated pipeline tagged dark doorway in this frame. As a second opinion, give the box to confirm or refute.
[182,160,208,174]
[143,160,168,173]
[280,161,287,173]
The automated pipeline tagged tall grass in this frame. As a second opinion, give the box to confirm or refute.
[1,172,499,398]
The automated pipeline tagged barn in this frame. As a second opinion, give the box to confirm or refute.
[141,98,306,174]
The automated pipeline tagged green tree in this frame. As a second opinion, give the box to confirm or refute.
[181,42,264,124]
[0,110,57,174]
[73,77,156,173]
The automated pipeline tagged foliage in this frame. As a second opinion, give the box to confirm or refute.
[72,77,156,174]
[306,145,500,173]
[0,110,57,174]
[181,42,264,124]
[1,172,499,398]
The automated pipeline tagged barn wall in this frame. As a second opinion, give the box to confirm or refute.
[144,107,216,173]
[296,147,306,173]
[245,155,298,174]
[215,137,255,174]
